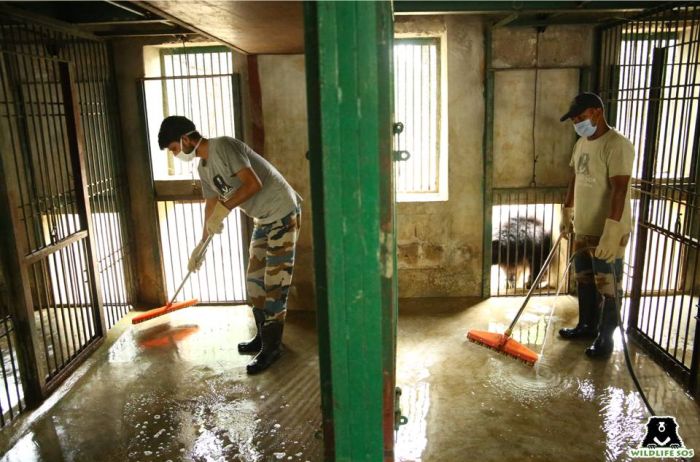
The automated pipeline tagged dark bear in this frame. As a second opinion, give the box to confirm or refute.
[641,416,684,449]
[492,217,553,289]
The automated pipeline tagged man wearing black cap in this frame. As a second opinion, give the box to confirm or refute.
[557,92,634,358]
[157,115,301,374]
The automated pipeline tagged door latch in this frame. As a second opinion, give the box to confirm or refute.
[394,386,408,431]
[392,121,410,162]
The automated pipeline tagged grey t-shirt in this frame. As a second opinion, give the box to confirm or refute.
[198,137,299,224]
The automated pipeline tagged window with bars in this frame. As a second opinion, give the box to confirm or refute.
[141,44,248,304]
[393,37,447,202]
[143,45,239,181]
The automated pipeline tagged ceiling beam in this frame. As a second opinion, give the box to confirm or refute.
[394,1,661,15]
[506,16,621,27]
[493,12,520,28]
[73,18,172,26]
[0,2,100,41]
[136,1,248,55]
[94,29,196,38]
[104,0,146,17]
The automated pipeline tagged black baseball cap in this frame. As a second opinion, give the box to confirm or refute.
[560,92,604,122]
[158,115,196,149]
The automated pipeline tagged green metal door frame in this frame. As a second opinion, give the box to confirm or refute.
[304,2,397,460]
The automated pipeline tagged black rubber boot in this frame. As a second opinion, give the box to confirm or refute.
[238,309,265,354]
[586,297,618,358]
[559,282,601,339]
[246,320,284,375]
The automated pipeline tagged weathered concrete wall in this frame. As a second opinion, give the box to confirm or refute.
[252,22,595,302]
[394,16,485,297]
[111,37,168,308]
[492,26,594,188]
[257,55,314,310]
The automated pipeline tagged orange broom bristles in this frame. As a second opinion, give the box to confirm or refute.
[131,299,199,325]
[467,329,539,365]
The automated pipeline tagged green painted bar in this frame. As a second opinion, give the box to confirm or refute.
[304,1,396,460]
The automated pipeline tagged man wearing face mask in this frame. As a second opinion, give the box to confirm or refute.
[557,93,634,358]
[157,116,301,374]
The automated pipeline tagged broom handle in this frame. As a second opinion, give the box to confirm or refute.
[167,234,214,308]
[504,233,564,336]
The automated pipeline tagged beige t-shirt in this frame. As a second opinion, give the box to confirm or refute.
[570,128,634,236]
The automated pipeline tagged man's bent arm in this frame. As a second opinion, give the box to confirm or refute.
[221,167,263,212]
[564,169,576,208]
[608,175,630,222]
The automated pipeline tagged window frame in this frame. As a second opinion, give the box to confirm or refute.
[393,34,449,203]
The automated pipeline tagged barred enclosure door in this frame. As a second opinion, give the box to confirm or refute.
[599,3,700,395]
[0,54,105,403]
[141,46,248,304]
[484,28,583,298]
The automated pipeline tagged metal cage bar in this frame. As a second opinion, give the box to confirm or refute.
[0,294,24,427]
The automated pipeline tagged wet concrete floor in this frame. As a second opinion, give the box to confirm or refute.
[395,296,700,462]
[1,307,323,462]
[1,297,699,461]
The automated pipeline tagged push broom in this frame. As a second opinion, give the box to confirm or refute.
[132,234,213,325]
[467,234,564,365]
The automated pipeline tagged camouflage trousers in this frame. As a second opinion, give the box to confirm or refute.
[247,207,300,322]
[573,234,629,298]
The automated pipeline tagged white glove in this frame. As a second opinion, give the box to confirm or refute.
[188,239,208,272]
[595,218,626,263]
[206,202,230,235]
[560,207,574,238]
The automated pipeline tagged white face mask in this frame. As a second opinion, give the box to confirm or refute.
[574,119,597,138]
[174,131,201,162]
[176,150,196,162]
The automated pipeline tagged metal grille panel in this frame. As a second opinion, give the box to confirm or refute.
[0,296,23,427]
[157,201,247,303]
[155,47,236,179]
[28,239,97,379]
[598,3,700,390]
[0,14,134,418]
[68,37,135,329]
[491,188,571,297]
[0,19,134,329]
